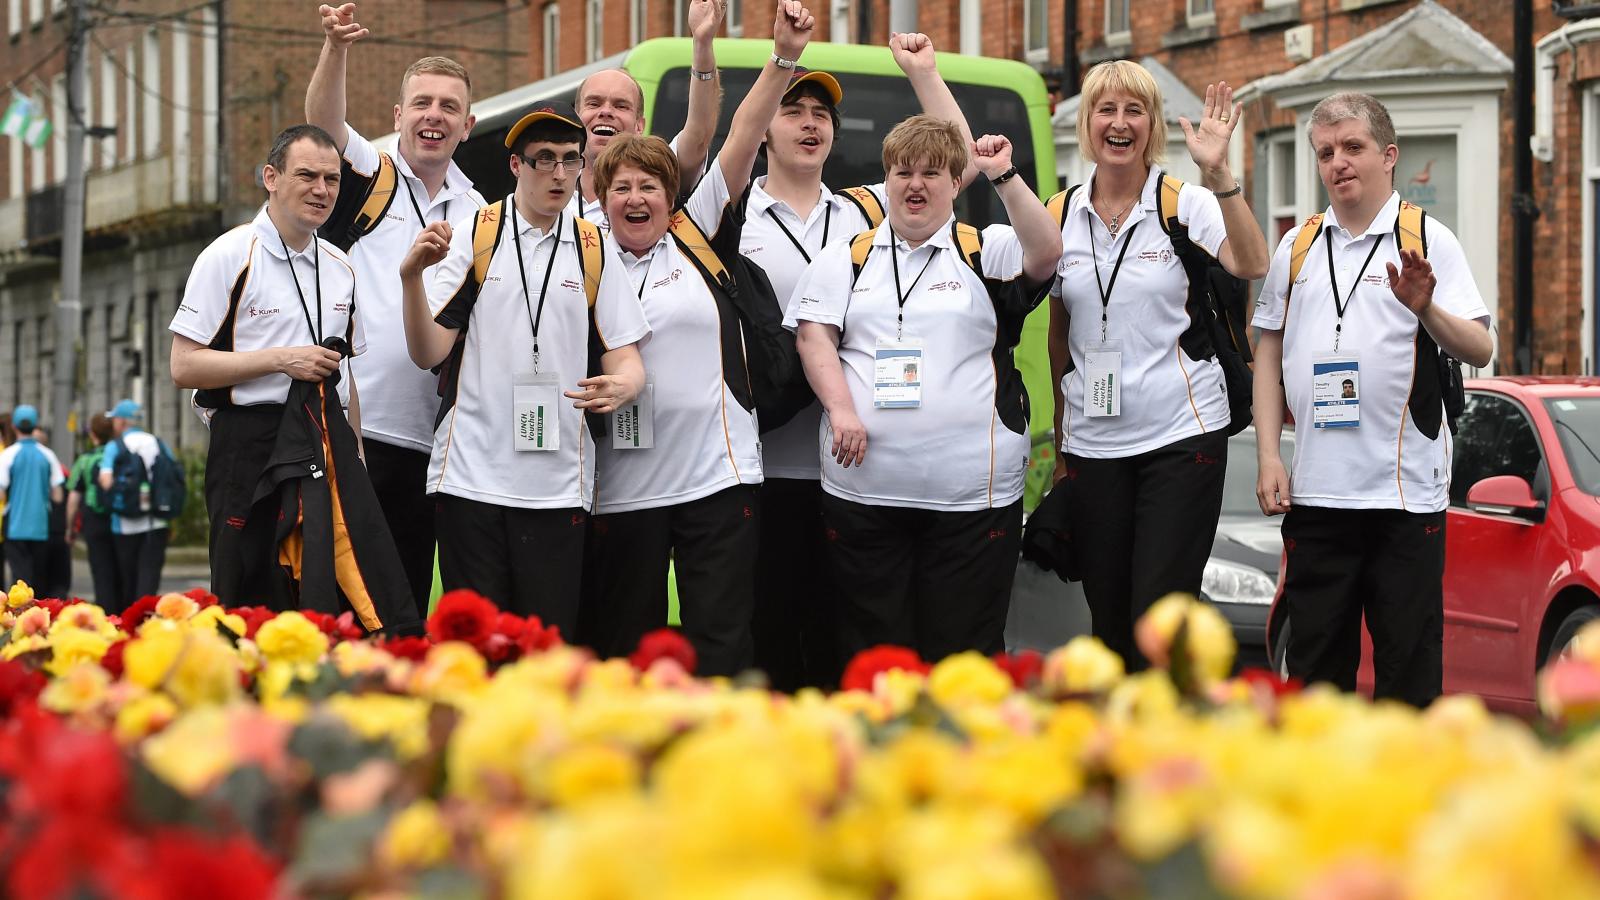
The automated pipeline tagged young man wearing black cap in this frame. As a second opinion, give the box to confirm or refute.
[739,31,977,689]
[399,102,649,634]
[305,3,488,617]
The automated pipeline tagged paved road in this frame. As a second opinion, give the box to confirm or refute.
[47,544,212,605]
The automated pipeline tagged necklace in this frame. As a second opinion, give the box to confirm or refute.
[1101,194,1139,236]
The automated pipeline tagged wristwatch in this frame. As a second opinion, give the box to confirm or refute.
[692,68,716,81]
[771,53,797,69]
[989,165,1019,186]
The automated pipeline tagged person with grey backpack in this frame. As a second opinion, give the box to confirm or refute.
[98,400,181,611]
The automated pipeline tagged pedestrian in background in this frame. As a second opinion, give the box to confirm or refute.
[67,413,120,609]
[32,425,72,600]
[0,405,65,590]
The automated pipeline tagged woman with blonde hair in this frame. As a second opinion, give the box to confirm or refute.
[1047,60,1269,669]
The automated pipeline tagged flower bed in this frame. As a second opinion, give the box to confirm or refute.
[4,585,1600,899]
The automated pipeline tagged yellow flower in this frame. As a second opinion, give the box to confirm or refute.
[115,691,179,743]
[538,742,641,808]
[154,592,200,620]
[51,603,110,633]
[39,662,111,714]
[141,706,235,795]
[0,610,14,631]
[0,633,46,660]
[412,641,488,703]
[254,611,329,666]
[12,606,50,638]
[124,626,241,707]
[123,627,183,690]
[190,604,247,639]
[1043,636,1126,694]
[1134,593,1236,683]
[45,627,113,676]
[379,800,452,870]
[958,736,1083,824]
[324,693,432,760]
[898,847,1054,900]
[330,640,396,678]
[7,580,34,608]
[927,652,1014,707]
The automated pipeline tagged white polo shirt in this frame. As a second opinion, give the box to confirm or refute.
[1054,165,1231,458]
[785,218,1043,512]
[1252,192,1488,512]
[424,200,650,511]
[740,178,887,480]
[593,160,764,514]
[336,125,486,453]
[171,207,366,408]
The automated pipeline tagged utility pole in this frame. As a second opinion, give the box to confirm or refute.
[52,0,87,450]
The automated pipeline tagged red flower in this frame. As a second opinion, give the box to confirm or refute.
[518,616,563,656]
[1238,667,1302,696]
[99,639,128,680]
[0,660,45,718]
[299,610,339,637]
[379,636,434,662]
[116,595,162,631]
[133,830,280,900]
[629,629,697,675]
[182,587,220,608]
[233,606,277,640]
[840,646,929,692]
[993,650,1044,689]
[426,590,500,649]
[13,726,126,819]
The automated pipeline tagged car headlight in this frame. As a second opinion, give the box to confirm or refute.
[1201,558,1277,606]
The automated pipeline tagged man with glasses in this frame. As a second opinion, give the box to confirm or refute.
[397,101,649,633]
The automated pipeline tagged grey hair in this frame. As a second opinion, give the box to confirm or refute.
[1306,92,1397,150]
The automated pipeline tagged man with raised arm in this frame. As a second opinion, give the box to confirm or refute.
[305,3,488,618]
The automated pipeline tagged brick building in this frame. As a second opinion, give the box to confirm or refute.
[0,0,527,448]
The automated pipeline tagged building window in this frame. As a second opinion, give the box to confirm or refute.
[9,0,20,38]
[142,29,160,158]
[959,0,979,55]
[29,0,40,27]
[542,3,559,77]
[1264,132,1297,241]
[1188,0,1215,21]
[8,128,20,199]
[726,0,742,37]
[124,45,137,162]
[586,0,603,62]
[1105,0,1129,43]
[99,53,116,170]
[830,0,849,43]
[1024,0,1047,61]
[630,0,644,45]
[27,91,43,188]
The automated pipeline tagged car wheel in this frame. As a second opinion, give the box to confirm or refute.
[1272,618,1291,680]
[1546,606,1600,669]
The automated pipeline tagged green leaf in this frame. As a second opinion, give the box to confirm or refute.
[288,717,387,780]
[1139,841,1231,900]
[287,810,387,890]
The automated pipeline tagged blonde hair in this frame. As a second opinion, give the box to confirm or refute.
[1076,60,1167,168]
[593,133,681,204]
[881,115,969,180]
[401,57,472,104]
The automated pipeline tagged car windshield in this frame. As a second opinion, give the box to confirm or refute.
[1546,398,1600,495]
[1220,430,1294,515]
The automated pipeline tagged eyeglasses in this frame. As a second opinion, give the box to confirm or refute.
[519,154,585,173]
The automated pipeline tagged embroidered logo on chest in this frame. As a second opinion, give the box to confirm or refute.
[247,306,280,318]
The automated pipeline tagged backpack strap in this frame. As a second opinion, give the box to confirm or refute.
[952,221,983,273]
[470,200,507,288]
[668,210,733,292]
[1044,185,1080,230]
[574,217,603,308]
[1155,172,1183,236]
[1283,212,1326,314]
[351,151,400,241]
[839,186,886,227]
[1395,201,1428,258]
[849,228,879,287]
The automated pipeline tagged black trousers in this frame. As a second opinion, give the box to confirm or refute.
[1280,505,1445,707]
[44,533,71,601]
[821,494,1022,666]
[364,438,436,621]
[5,540,50,594]
[435,494,587,636]
[112,528,169,611]
[207,405,293,607]
[582,485,760,678]
[80,512,121,612]
[751,478,838,691]
[1064,429,1228,670]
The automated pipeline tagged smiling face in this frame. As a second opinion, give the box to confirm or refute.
[264,137,342,241]
[577,69,646,162]
[604,164,673,256]
[885,157,959,246]
[1311,118,1397,224]
[1086,90,1151,172]
[393,71,474,173]
[766,93,836,178]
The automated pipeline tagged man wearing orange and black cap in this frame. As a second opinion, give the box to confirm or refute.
[397,100,648,631]
[739,32,979,690]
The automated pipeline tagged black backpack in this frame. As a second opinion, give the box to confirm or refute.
[108,436,186,520]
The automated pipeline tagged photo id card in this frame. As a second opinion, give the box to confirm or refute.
[612,381,655,449]
[1312,353,1361,429]
[1084,341,1123,418]
[874,339,924,409]
[513,372,562,451]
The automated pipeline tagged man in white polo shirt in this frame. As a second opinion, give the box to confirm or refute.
[567,0,723,227]
[400,101,648,635]
[306,4,488,617]
[1252,92,1493,707]
[170,124,369,607]
[737,32,976,688]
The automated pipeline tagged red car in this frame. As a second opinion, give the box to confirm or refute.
[1268,377,1600,715]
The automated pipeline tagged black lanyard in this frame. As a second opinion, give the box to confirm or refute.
[1324,226,1386,352]
[766,203,830,263]
[888,225,939,340]
[1088,210,1139,343]
[509,205,562,372]
[402,175,450,231]
[280,235,323,345]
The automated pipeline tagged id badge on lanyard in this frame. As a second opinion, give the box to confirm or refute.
[874,339,923,409]
[1311,353,1361,429]
[1084,340,1123,417]
[513,372,563,451]
[612,380,655,449]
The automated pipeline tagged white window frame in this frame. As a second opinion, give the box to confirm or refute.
[28,90,43,189]
[1263,0,1296,7]
[8,123,21,198]
[586,0,603,62]
[8,0,20,38]
[673,0,684,36]
[542,3,559,77]
[1584,85,1600,373]
[1264,131,1297,239]
[959,0,979,55]
[1186,0,1216,28]
[1104,0,1130,45]
[630,0,645,45]
[142,29,160,158]
[726,0,742,37]
[1023,0,1048,62]
[98,52,115,170]
[124,44,137,162]
[29,0,40,27]
[50,73,64,185]
[830,0,849,43]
